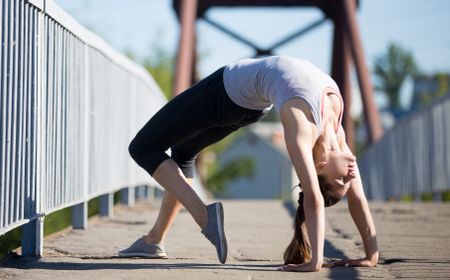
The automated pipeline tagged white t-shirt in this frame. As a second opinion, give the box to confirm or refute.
[223,56,343,133]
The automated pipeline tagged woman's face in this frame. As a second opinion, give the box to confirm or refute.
[320,150,356,184]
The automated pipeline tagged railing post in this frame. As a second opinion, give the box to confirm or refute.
[100,193,114,218]
[432,192,441,202]
[135,185,146,200]
[72,42,90,229]
[145,185,155,202]
[121,186,135,207]
[72,202,88,229]
[414,192,422,202]
[21,0,45,257]
[21,214,44,257]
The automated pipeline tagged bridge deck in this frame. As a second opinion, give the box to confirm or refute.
[2,200,450,279]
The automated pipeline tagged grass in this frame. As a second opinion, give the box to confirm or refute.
[400,194,414,202]
[399,191,450,202]
[443,191,450,201]
[0,227,21,260]
[421,193,434,201]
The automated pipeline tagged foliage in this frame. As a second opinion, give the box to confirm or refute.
[373,42,419,114]
[400,194,414,202]
[124,37,174,100]
[200,131,242,194]
[205,130,242,155]
[206,156,255,195]
[421,193,434,201]
[442,191,450,202]
[417,73,450,107]
[141,49,174,100]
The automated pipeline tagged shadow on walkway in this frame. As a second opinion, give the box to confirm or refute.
[283,202,358,279]
[4,258,280,272]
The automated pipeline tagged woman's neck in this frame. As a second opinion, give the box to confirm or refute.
[324,122,340,151]
[318,95,341,152]
[322,93,341,131]
[313,93,342,162]
[313,124,340,164]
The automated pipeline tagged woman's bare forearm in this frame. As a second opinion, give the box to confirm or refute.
[348,196,378,264]
[347,167,379,265]
[338,133,378,265]
[303,196,325,269]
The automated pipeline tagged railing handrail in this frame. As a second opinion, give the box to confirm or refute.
[27,0,158,91]
[0,0,167,256]
[359,93,450,200]
[363,93,450,156]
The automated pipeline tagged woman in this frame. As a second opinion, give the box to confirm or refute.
[119,56,378,271]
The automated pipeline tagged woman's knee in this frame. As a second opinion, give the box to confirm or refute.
[128,138,170,176]
[171,146,196,178]
[128,137,144,163]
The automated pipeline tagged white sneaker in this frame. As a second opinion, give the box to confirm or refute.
[118,237,167,258]
[201,202,228,264]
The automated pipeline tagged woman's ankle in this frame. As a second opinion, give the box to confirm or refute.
[143,231,164,244]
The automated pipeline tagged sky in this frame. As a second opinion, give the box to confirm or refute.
[54,0,450,113]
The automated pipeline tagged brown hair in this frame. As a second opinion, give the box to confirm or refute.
[283,175,341,264]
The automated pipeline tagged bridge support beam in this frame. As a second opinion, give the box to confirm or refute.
[174,0,198,96]
[172,0,384,144]
[331,5,354,150]
[342,0,383,142]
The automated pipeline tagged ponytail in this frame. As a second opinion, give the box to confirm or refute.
[283,177,342,264]
[283,191,311,264]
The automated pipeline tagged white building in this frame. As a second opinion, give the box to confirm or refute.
[216,122,297,200]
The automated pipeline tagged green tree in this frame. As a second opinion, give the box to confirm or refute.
[124,35,174,100]
[373,42,419,115]
[417,73,450,107]
[141,48,174,100]
[206,156,255,195]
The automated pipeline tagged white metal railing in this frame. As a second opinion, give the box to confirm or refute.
[358,94,450,200]
[1,0,166,255]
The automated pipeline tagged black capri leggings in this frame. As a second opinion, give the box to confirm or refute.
[128,67,267,178]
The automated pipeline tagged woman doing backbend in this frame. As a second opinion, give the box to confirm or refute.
[119,56,379,272]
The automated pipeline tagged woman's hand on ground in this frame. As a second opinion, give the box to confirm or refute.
[278,262,321,272]
[329,258,377,268]
[280,258,377,272]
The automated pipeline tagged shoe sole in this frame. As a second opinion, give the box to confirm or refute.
[216,202,227,264]
[118,252,167,258]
